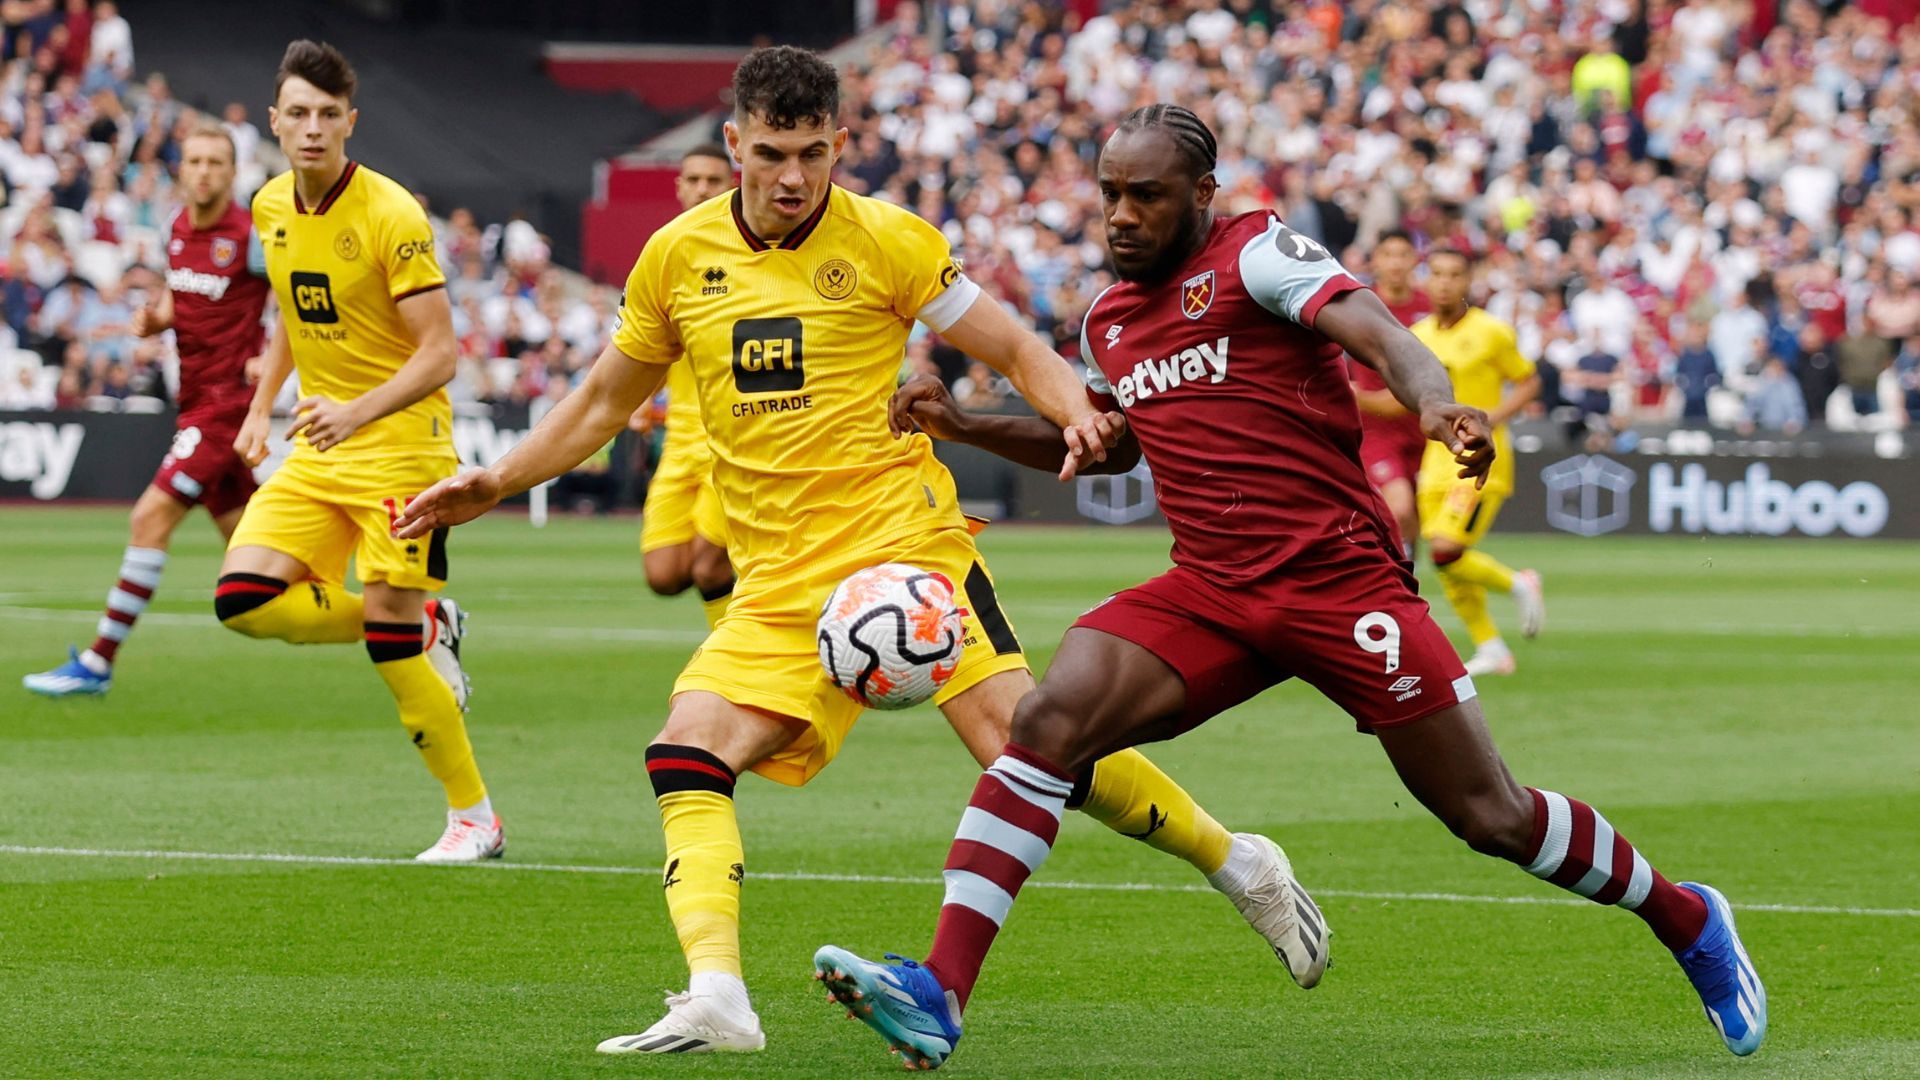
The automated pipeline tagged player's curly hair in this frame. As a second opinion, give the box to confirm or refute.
[277,39,357,102]
[1113,104,1218,181]
[732,46,840,130]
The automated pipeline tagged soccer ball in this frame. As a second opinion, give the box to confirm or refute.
[817,563,966,710]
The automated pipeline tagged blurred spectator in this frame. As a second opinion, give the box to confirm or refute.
[1671,322,1720,422]
[85,0,131,92]
[1709,290,1769,395]
[1746,357,1809,434]
[1836,333,1893,416]
[950,360,1008,409]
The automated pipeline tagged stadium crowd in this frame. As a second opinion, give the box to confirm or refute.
[5,0,1920,440]
[834,0,1920,434]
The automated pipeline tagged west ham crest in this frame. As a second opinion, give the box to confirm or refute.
[211,237,238,268]
[1181,270,1215,320]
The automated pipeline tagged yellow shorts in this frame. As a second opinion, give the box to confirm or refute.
[1419,479,1506,549]
[674,523,1028,787]
[640,441,728,553]
[228,450,458,590]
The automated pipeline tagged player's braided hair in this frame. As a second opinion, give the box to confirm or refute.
[732,46,840,130]
[1114,104,1217,180]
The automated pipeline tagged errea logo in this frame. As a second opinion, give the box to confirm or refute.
[1111,336,1229,408]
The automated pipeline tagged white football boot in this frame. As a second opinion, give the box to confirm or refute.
[1463,638,1518,677]
[414,810,503,863]
[1213,833,1330,988]
[1512,569,1546,639]
[596,988,766,1055]
[423,597,471,710]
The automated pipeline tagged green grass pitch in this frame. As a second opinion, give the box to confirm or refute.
[2,506,1916,1077]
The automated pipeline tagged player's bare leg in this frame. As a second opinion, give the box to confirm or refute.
[1378,476,1418,562]
[687,535,735,626]
[1375,701,1763,1054]
[643,544,695,597]
[24,485,194,696]
[819,630,1328,1070]
[600,692,791,1055]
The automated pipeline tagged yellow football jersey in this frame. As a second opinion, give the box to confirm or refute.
[1412,307,1534,495]
[254,161,451,459]
[659,356,711,465]
[614,186,981,588]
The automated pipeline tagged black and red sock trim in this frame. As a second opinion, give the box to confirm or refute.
[646,744,736,798]
[364,620,423,663]
[214,573,287,621]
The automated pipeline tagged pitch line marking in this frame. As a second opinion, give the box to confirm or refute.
[1,844,1912,919]
[2,603,1911,644]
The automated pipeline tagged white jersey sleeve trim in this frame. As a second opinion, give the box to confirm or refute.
[1238,215,1359,324]
[1079,280,1123,397]
[915,274,983,334]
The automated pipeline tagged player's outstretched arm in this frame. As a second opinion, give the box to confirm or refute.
[235,322,295,466]
[291,288,459,452]
[393,341,667,538]
[936,294,1122,477]
[1315,289,1496,487]
[889,374,1138,479]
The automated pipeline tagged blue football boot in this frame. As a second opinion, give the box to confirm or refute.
[23,647,110,697]
[1673,882,1766,1055]
[815,946,963,1070]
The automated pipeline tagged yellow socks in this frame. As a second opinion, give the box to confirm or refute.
[1436,549,1516,646]
[648,744,746,977]
[214,574,363,643]
[1445,549,1517,593]
[366,621,486,808]
[1073,748,1234,874]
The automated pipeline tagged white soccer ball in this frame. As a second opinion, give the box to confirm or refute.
[817,563,967,710]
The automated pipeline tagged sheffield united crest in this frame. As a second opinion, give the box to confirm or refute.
[211,237,238,268]
[1181,269,1215,320]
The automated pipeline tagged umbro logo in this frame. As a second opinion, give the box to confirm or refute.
[1106,324,1123,345]
[1389,675,1423,702]
[701,266,729,296]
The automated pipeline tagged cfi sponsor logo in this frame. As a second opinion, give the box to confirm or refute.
[168,266,232,301]
[1110,336,1230,408]
[211,236,238,268]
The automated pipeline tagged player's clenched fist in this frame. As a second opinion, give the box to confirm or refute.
[888,373,966,441]
[1420,401,1495,488]
[393,467,503,538]
[233,410,273,467]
